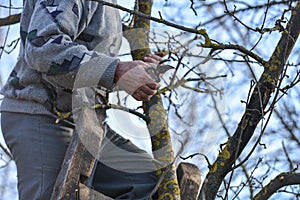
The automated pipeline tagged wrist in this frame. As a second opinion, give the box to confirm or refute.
[114,61,123,84]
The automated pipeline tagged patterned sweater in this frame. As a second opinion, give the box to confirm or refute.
[0,0,122,115]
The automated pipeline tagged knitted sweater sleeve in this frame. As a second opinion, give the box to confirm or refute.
[23,0,120,90]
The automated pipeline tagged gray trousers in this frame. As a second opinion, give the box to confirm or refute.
[1,112,157,200]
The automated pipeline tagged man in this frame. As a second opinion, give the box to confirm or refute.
[1,0,161,199]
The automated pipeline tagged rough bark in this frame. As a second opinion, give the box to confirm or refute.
[0,13,21,27]
[253,172,300,200]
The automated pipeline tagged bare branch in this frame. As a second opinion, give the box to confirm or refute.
[0,143,13,161]
[253,172,300,200]
[91,0,202,34]
[0,13,21,27]
[205,43,267,65]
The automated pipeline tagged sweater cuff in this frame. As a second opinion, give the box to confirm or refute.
[73,55,119,90]
[99,58,119,90]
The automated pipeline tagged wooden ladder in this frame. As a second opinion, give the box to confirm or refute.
[50,108,201,200]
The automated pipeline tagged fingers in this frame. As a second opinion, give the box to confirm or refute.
[147,82,160,90]
[140,84,157,95]
[132,92,147,101]
[133,90,151,101]
[132,81,159,101]
[154,52,165,57]
[143,54,163,64]
[137,71,160,101]
[132,84,159,101]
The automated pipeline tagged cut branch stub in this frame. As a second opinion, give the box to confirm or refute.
[177,162,201,200]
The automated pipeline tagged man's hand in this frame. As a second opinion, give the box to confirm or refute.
[114,53,163,101]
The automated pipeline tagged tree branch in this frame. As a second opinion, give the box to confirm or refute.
[91,0,203,35]
[0,142,13,160]
[198,1,300,199]
[253,172,300,200]
[0,13,21,27]
[205,43,267,65]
